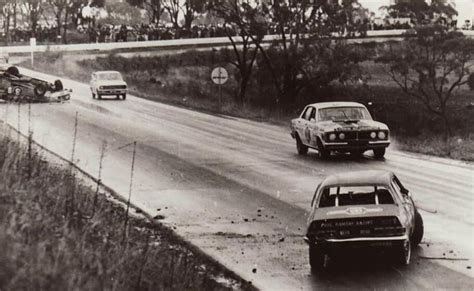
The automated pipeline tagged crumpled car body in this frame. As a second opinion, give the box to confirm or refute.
[0,66,71,103]
[290,102,390,159]
[305,170,424,270]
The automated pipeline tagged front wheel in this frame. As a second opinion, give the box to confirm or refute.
[373,148,386,159]
[122,94,127,100]
[296,135,308,155]
[317,140,330,159]
[309,245,327,271]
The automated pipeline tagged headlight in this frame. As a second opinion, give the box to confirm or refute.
[370,132,377,139]
[378,131,386,139]
[99,86,104,89]
[339,133,345,140]
[329,133,336,141]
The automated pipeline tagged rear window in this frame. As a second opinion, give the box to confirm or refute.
[97,72,122,81]
[318,186,394,208]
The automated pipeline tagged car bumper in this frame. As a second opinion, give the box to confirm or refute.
[97,89,127,95]
[304,234,408,248]
[322,140,390,151]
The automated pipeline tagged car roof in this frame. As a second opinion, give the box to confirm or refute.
[320,170,394,188]
[306,102,366,109]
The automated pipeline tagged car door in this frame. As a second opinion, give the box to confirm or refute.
[304,107,317,147]
[294,107,309,143]
[392,176,415,226]
[298,107,314,145]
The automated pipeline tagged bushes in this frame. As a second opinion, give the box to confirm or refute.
[0,131,251,290]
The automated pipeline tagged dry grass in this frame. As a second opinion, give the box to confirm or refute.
[0,127,254,291]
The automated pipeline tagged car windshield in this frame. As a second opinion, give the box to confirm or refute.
[97,72,122,81]
[318,107,371,121]
[318,185,394,207]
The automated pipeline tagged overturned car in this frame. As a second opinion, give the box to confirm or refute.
[305,170,424,270]
[0,66,71,102]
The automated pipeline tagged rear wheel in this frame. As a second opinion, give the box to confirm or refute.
[411,211,424,247]
[373,148,386,159]
[296,135,308,155]
[309,244,327,271]
[395,239,411,265]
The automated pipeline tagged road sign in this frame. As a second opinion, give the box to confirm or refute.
[211,67,228,85]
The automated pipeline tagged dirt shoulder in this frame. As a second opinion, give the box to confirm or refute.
[0,122,255,291]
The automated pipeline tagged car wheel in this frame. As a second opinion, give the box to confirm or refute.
[122,94,126,100]
[6,66,20,77]
[34,84,47,97]
[395,239,411,265]
[116,94,120,99]
[317,139,330,159]
[98,94,102,100]
[373,148,386,159]
[411,211,424,247]
[309,244,328,271]
[92,92,96,99]
[296,135,308,155]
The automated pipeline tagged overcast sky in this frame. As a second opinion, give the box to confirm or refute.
[359,0,473,26]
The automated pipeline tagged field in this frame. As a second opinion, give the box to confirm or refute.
[0,123,254,291]
[19,50,474,161]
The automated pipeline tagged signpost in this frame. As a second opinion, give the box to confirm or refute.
[211,67,228,107]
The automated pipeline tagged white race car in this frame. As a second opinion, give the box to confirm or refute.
[90,71,127,100]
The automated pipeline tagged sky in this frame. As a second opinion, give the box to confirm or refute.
[359,0,473,27]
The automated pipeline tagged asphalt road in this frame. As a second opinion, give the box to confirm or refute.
[2,67,473,290]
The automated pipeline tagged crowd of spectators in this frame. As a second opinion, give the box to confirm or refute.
[9,26,61,43]
[82,23,237,43]
[2,18,471,45]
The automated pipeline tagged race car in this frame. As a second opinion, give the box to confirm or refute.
[90,71,127,100]
[304,170,424,270]
[0,66,71,102]
[290,102,390,159]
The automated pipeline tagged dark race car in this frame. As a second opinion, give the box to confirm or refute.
[305,170,424,270]
[0,66,71,102]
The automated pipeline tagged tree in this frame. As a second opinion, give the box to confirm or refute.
[381,0,458,25]
[47,0,69,41]
[0,0,17,45]
[162,0,180,29]
[377,25,474,137]
[23,0,44,37]
[246,0,369,106]
[213,0,267,104]
[182,0,209,30]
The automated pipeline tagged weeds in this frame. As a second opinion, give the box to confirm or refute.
[0,127,253,291]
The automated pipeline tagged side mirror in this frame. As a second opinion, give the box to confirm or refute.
[401,188,411,197]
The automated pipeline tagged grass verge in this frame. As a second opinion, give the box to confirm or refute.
[0,123,254,291]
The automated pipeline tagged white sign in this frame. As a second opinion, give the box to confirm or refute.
[211,67,228,85]
[30,37,36,47]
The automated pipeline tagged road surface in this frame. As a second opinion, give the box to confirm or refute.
[1,67,473,290]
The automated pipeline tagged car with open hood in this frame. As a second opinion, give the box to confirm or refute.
[90,71,127,100]
[304,170,424,270]
[290,102,390,159]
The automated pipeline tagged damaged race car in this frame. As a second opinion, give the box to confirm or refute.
[305,170,424,270]
[0,66,71,102]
